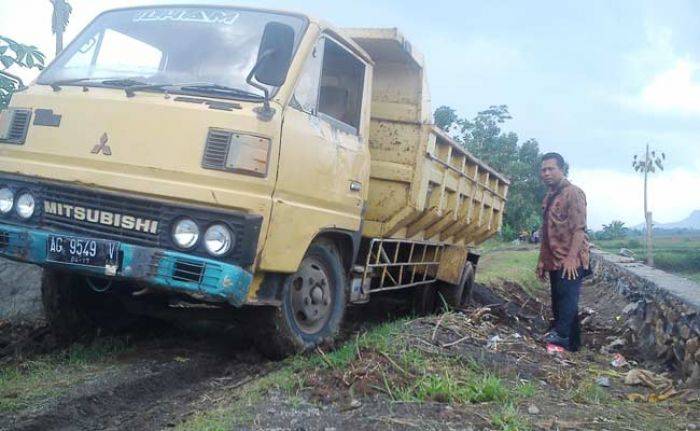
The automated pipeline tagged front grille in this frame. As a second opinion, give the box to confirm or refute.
[41,186,165,247]
[0,174,263,267]
[0,231,8,249]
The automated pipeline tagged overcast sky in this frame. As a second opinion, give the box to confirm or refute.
[1,0,699,229]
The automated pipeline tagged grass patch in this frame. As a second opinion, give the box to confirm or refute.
[515,380,537,399]
[0,337,131,413]
[491,403,531,431]
[477,250,542,295]
[596,236,700,280]
[570,379,610,405]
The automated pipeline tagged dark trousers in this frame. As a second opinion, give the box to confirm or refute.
[549,269,583,351]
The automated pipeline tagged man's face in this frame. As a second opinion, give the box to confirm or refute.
[540,159,564,186]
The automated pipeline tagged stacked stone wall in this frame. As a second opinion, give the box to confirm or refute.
[592,250,700,386]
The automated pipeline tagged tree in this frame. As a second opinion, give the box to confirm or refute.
[601,220,628,240]
[0,36,45,108]
[434,105,547,240]
[434,105,459,132]
[51,0,73,55]
[632,144,665,266]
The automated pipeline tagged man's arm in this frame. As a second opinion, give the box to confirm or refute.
[562,188,587,279]
[536,232,547,281]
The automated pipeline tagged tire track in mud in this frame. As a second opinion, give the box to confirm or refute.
[3,337,276,431]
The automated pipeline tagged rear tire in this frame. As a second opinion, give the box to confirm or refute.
[255,241,347,360]
[411,283,438,316]
[437,262,476,310]
[459,263,476,307]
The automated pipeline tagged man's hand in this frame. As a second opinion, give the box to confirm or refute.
[561,257,579,280]
[536,261,547,282]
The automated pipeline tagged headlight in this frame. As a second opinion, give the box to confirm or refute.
[172,218,199,249]
[0,188,13,214]
[204,224,234,256]
[16,192,35,219]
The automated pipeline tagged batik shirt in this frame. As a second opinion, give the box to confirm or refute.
[539,179,590,271]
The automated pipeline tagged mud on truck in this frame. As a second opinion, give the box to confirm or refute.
[0,5,508,358]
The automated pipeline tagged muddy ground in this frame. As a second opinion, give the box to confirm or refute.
[1,253,698,430]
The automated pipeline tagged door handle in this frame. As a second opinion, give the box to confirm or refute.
[350,181,362,192]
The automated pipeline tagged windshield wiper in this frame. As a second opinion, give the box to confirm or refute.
[177,83,263,99]
[124,82,263,100]
[48,77,98,91]
[100,78,149,87]
[47,77,148,92]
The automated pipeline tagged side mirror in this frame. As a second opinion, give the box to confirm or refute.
[252,22,295,87]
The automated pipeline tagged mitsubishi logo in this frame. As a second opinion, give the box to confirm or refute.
[91,133,112,155]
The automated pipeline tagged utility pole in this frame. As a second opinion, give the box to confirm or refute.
[51,0,72,55]
[633,144,665,266]
[643,144,653,266]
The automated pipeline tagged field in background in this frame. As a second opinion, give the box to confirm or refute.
[594,235,700,284]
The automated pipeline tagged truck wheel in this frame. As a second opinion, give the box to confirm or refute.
[255,241,347,360]
[459,263,476,308]
[42,269,91,342]
[42,269,137,342]
[437,262,476,311]
[412,284,438,316]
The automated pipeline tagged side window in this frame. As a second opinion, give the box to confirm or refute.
[318,39,365,132]
[291,39,324,114]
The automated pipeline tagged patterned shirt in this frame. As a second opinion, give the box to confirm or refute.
[539,179,590,271]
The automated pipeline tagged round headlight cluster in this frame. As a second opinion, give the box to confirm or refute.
[16,193,35,219]
[204,224,234,256]
[0,188,13,214]
[171,219,235,257]
[172,218,199,249]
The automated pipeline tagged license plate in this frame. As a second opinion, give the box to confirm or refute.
[46,235,120,274]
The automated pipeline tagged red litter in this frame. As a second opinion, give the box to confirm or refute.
[546,343,566,355]
[611,353,629,368]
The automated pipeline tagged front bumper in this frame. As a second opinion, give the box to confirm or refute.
[0,223,252,307]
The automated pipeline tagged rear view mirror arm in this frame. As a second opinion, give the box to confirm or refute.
[246,50,273,119]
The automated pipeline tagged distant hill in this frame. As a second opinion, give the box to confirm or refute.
[633,210,700,231]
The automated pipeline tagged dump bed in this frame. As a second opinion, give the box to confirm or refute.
[344,28,510,246]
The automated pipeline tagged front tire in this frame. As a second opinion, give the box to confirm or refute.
[41,269,138,342]
[255,241,347,360]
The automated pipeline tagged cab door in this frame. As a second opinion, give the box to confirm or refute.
[260,35,370,272]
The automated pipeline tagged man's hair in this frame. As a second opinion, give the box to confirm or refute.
[541,152,566,169]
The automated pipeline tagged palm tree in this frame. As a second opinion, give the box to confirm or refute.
[50,0,72,55]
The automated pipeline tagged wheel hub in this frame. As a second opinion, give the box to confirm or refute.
[290,258,333,334]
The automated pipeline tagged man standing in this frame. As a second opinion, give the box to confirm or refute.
[536,152,590,351]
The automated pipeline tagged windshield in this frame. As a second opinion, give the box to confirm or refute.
[38,7,307,98]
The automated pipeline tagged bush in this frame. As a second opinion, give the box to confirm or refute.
[624,239,642,249]
[654,251,700,273]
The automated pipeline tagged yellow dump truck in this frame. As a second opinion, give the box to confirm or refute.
[0,5,508,357]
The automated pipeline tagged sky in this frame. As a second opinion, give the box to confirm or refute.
[1,0,699,229]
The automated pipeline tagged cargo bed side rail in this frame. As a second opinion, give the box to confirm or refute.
[361,238,443,293]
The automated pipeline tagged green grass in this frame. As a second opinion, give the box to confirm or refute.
[476,249,542,295]
[0,337,131,413]
[176,313,539,430]
[596,235,700,282]
[491,403,531,431]
[570,379,610,405]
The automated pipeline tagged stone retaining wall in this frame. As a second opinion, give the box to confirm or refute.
[591,250,700,387]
